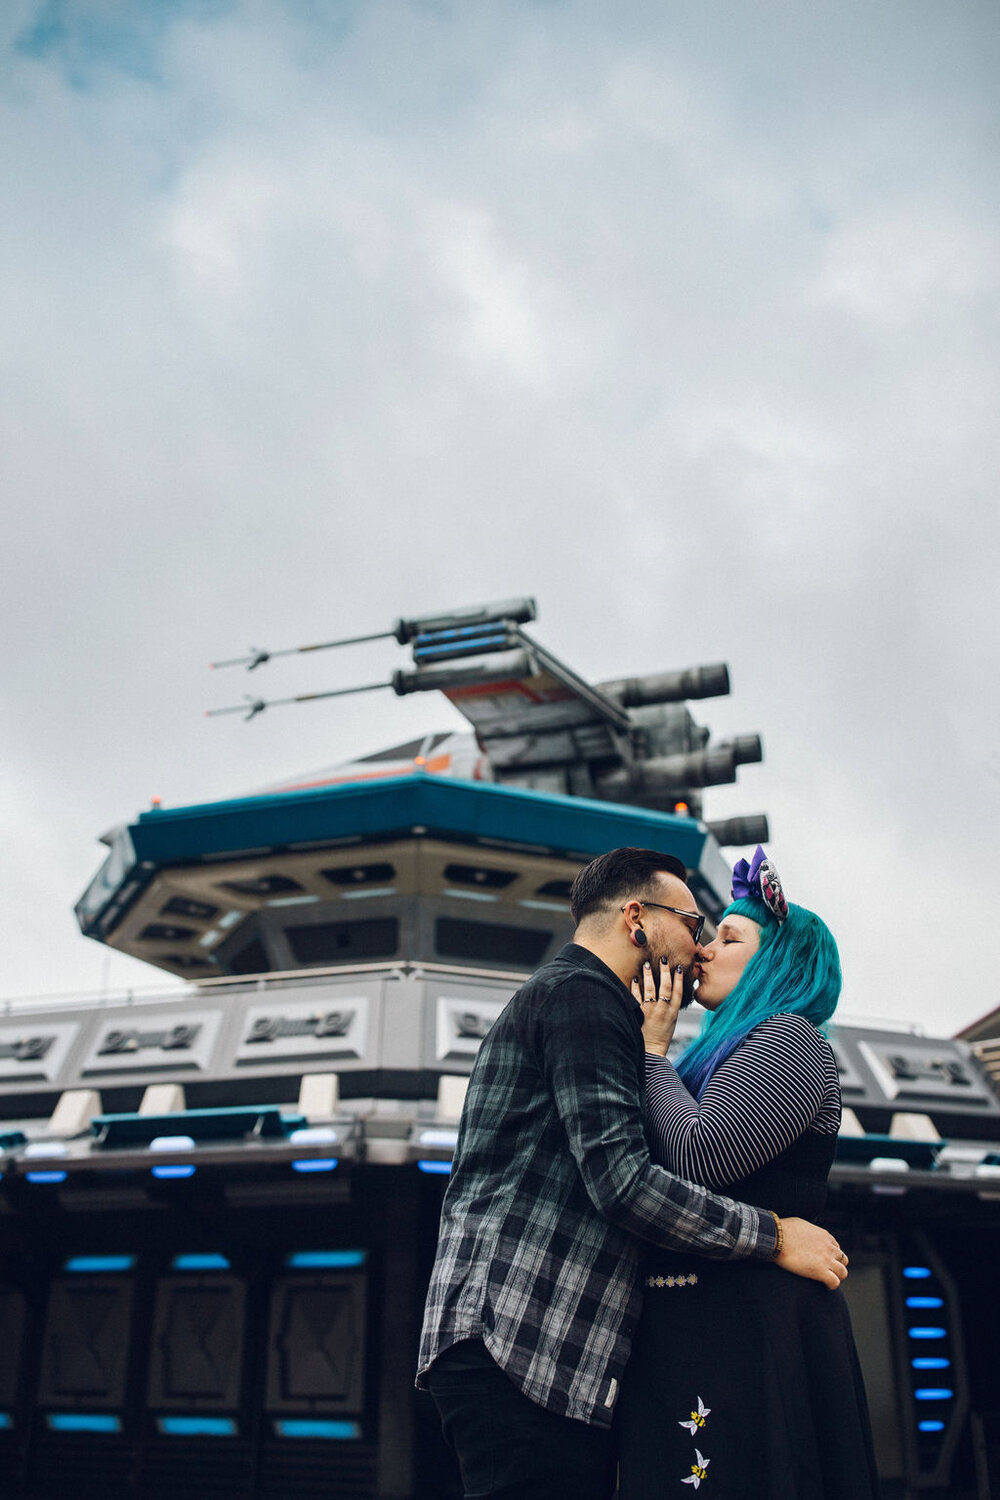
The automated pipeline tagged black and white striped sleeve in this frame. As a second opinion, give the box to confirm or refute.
[645,1013,841,1187]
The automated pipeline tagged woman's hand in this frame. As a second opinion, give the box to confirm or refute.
[632,960,684,1056]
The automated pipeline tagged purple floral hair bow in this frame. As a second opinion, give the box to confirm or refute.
[731,845,788,923]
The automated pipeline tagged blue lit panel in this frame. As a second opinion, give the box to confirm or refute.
[291,1158,338,1173]
[65,1256,135,1274]
[47,1413,121,1433]
[26,1171,67,1185]
[418,1160,452,1175]
[0,1413,12,1431]
[275,1419,361,1440]
[286,1251,366,1269]
[899,1251,959,1471]
[151,1164,196,1180]
[158,1416,237,1437]
[172,1254,231,1272]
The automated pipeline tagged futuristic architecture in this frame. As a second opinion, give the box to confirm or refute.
[1,599,997,1499]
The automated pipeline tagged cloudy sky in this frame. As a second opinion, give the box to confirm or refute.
[2,0,997,1035]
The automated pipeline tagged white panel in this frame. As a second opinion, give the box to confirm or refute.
[0,1021,80,1084]
[436,1075,469,1123]
[434,996,507,1065]
[858,1038,996,1108]
[235,995,369,1066]
[80,1010,222,1076]
[298,1073,340,1118]
[828,1039,868,1099]
[48,1089,102,1136]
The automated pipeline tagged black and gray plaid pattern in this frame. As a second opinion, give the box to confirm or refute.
[416,945,777,1428]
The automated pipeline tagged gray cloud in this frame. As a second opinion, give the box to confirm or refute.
[2,0,997,1027]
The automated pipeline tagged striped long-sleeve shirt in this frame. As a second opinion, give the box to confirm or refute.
[645,1013,841,1187]
[416,945,779,1428]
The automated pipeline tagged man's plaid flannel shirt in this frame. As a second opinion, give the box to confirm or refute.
[416,944,778,1428]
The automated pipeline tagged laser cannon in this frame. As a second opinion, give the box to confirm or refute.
[599,664,731,707]
[206,598,766,831]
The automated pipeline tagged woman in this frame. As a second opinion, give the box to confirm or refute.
[615,848,879,1499]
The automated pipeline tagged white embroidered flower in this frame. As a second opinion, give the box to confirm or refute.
[678,1396,711,1436]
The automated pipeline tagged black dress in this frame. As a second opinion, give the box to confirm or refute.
[616,1017,880,1500]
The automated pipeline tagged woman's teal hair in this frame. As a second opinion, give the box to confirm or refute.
[674,896,842,1098]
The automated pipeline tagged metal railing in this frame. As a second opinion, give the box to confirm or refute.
[0,958,533,1017]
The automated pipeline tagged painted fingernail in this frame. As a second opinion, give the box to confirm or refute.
[675,965,683,974]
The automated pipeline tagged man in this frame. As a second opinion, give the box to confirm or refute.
[417,847,848,1500]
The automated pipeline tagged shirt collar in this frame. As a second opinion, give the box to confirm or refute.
[554,943,642,1025]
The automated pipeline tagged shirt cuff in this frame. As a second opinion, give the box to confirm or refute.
[742,1205,780,1261]
[644,1052,675,1073]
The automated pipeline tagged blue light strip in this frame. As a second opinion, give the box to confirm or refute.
[417,1160,452,1175]
[151,1163,197,1180]
[26,1171,67,1185]
[172,1253,231,1272]
[65,1255,135,1274]
[415,624,506,644]
[414,625,509,646]
[901,1264,953,1440]
[413,634,509,660]
[286,1250,366,1269]
[290,1158,338,1173]
[158,1416,237,1437]
[275,1419,361,1440]
[47,1413,121,1433]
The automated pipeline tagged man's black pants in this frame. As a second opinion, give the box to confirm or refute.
[425,1341,616,1500]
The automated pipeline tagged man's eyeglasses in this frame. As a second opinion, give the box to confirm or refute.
[622,900,705,945]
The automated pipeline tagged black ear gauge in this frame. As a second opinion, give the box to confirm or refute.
[634,928,648,946]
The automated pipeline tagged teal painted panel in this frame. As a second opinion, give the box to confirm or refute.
[128,774,706,867]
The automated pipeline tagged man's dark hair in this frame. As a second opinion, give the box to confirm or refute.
[570,847,688,926]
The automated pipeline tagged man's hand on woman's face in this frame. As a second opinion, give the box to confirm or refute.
[631,960,684,1056]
